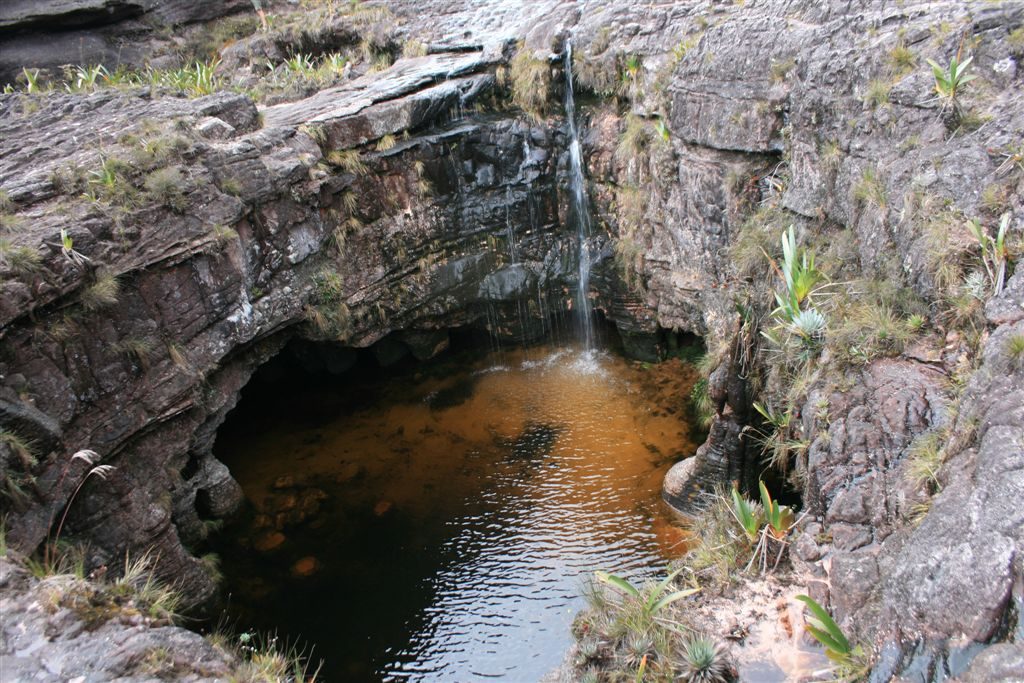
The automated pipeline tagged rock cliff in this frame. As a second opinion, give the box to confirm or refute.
[1,0,1022,679]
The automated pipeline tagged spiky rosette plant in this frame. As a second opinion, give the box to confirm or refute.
[678,636,731,683]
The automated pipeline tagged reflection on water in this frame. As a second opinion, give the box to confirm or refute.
[213,345,699,682]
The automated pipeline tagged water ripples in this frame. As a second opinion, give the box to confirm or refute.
[217,346,698,683]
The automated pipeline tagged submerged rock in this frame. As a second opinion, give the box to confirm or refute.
[290,556,320,578]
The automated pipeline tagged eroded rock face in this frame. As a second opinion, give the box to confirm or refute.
[0,40,602,608]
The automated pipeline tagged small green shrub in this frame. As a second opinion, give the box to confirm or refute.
[617,53,644,101]
[86,156,135,205]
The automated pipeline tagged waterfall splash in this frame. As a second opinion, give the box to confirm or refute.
[564,40,596,350]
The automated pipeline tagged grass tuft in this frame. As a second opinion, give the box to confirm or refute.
[144,167,190,212]
[81,271,121,310]
[510,47,551,118]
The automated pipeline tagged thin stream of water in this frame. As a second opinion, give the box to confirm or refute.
[564,41,596,350]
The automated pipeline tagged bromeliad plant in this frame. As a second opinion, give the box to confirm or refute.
[759,480,794,538]
[595,566,701,618]
[730,487,761,542]
[967,212,1013,296]
[925,53,976,113]
[795,595,869,678]
[750,401,801,473]
[730,480,796,573]
[763,225,827,348]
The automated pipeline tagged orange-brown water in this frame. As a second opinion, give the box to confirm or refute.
[214,345,699,681]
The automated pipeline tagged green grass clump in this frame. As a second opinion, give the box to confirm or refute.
[690,378,715,430]
[1,429,38,505]
[509,48,551,118]
[906,430,945,494]
[81,272,121,311]
[853,166,887,209]
[402,39,428,58]
[682,491,751,585]
[1010,27,1024,54]
[1004,333,1024,372]
[0,240,43,275]
[144,167,190,212]
[572,50,619,96]
[326,149,368,176]
[888,45,916,75]
[864,79,891,108]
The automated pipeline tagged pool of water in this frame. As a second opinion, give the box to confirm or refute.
[212,344,699,681]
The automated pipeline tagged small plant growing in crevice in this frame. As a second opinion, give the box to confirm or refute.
[768,225,826,332]
[1005,333,1024,372]
[926,52,976,117]
[690,378,715,430]
[1,429,38,505]
[144,167,190,212]
[906,430,945,494]
[81,271,121,311]
[509,47,551,118]
[795,595,869,678]
[966,212,1012,296]
[730,486,762,542]
[0,240,43,275]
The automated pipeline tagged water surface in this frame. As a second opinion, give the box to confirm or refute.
[213,344,698,681]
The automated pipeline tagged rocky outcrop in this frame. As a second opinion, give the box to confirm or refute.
[0,554,242,680]
[0,37,605,609]
[0,0,252,85]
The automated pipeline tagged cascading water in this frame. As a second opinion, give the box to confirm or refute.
[563,40,596,350]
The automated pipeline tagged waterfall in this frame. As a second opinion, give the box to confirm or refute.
[564,40,595,350]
